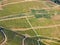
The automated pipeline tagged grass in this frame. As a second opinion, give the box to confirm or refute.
[49,42,60,45]
[56,26,60,38]
[31,9,55,18]
[34,13,54,18]
[0,1,48,17]
[3,29,23,45]
[6,0,23,3]
[50,8,60,14]
[0,18,30,28]
[28,17,54,26]
[53,20,60,24]
[0,32,3,42]
[3,29,46,45]
[42,39,60,45]
[16,29,36,36]
[0,1,59,17]
[44,1,56,7]
[25,38,46,45]
[35,27,59,37]
[0,0,60,45]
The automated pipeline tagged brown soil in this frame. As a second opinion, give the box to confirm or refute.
[52,15,60,20]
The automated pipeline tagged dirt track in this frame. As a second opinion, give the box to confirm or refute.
[11,24,60,31]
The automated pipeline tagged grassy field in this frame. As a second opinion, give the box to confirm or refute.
[0,15,60,30]
[48,42,60,45]
[24,38,45,45]
[0,1,59,17]
[3,24,59,45]
[0,32,3,42]
[43,1,56,7]
[6,0,23,3]
[3,29,23,45]
[0,0,60,45]
[3,29,46,45]
[27,17,54,26]
[0,1,49,17]
[49,42,60,45]
[0,18,30,28]
[16,29,36,36]
[42,39,60,45]
[35,27,60,38]
[53,20,60,24]
[0,16,58,29]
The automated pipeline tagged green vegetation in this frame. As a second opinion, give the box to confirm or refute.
[0,18,30,28]
[3,29,23,45]
[31,9,55,18]
[0,32,3,42]
[44,1,56,7]
[0,0,60,45]
[3,29,46,45]
[16,29,36,36]
[0,16,56,29]
[42,39,60,45]
[31,9,48,14]
[6,0,22,3]
[0,1,48,17]
[28,17,54,26]
[49,42,60,45]
[34,14,54,18]
[25,38,38,45]
[25,38,46,45]
[35,28,59,37]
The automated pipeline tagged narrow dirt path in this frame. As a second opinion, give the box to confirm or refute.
[42,39,60,45]
[41,40,51,45]
[0,15,33,21]
[2,0,59,8]
[44,39,60,44]
[2,0,36,6]
[11,24,60,31]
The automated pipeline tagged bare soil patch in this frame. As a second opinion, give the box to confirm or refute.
[52,15,60,20]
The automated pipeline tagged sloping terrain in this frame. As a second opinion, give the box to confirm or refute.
[0,0,60,45]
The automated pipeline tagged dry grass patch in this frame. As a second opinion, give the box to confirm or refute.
[52,15,60,20]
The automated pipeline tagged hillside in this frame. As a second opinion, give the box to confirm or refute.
[0,0,60,45]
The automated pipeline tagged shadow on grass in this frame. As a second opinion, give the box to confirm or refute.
[25,38,46,45]
[3,28,25,45]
